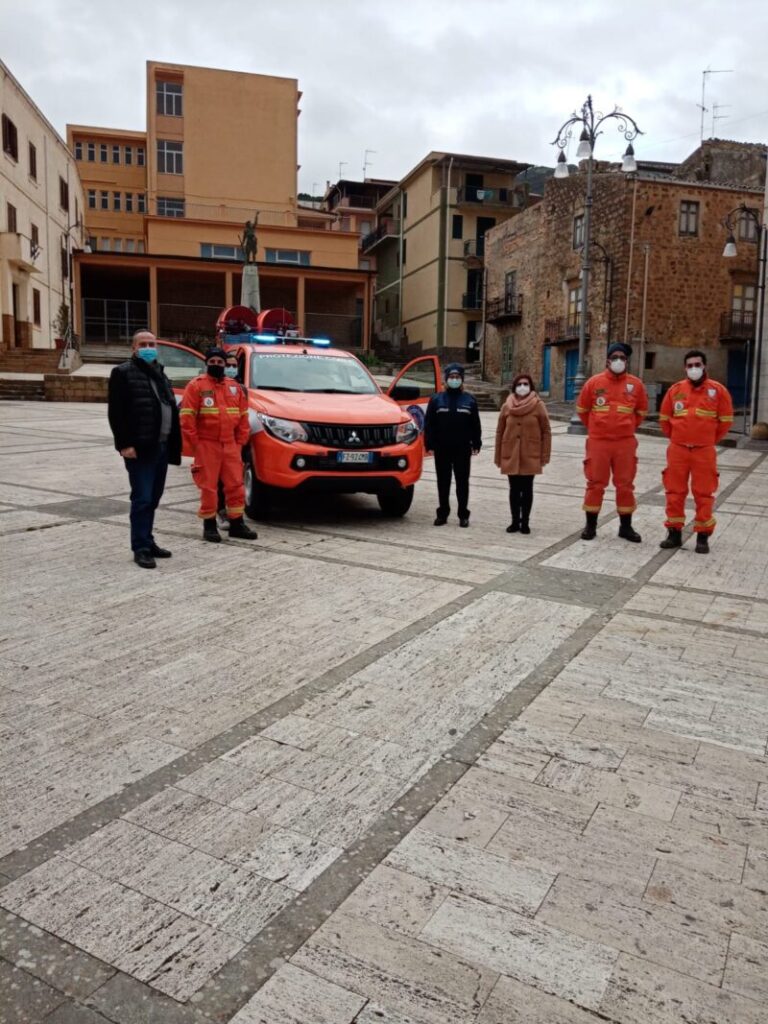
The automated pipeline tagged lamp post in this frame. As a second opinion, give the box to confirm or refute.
[585,238,613,345]
[722,204,767,434]
[553,95,642,433]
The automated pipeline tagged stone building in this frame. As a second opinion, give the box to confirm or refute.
[483,140,766,407]
[1,60,85,350]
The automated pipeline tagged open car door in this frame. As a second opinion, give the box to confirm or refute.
[385,355,441,435]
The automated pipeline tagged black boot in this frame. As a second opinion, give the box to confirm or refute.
[434,508,448,526]
[203,517,221,543]
[149,542,172,558]
[581,511,598,540]
[229,517,258,539]
[659,527,682,549]
[520,491,533,535]
[618,513,642,543]
[507,489,520,533]
[695,532,710,554]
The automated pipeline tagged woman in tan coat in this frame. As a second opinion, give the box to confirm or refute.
[494,373,551,534]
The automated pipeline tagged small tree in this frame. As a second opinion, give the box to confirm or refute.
[53,302,70,339]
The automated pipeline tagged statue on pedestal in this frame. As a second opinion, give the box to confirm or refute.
[239,212,259,264]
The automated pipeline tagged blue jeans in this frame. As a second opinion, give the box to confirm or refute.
[124,443,168,552]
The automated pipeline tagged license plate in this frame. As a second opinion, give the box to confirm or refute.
[337,451,373,464]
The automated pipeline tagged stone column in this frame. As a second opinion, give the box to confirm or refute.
[755,159,768,426]
[241,265,261,313]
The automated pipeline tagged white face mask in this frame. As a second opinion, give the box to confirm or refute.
[515,384,531,397]
[686,365,704,382]
[609,358,626,375]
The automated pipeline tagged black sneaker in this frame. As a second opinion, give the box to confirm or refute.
[433,516,448,526]
[134,549,156,569]
[459,517,470,528]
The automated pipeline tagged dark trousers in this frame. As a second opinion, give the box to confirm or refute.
[124,443,168,552]
[508,474,534,526]
[434,447,472,518]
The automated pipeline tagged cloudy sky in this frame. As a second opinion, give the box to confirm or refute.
[3,0,767,192]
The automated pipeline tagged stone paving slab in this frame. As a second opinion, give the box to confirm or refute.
[2,400,768,1022]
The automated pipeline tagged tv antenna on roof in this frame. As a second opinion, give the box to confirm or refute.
[338,161,347,179]
[711,103,731,137]
[363,149,377,179]
[699,67,733,141]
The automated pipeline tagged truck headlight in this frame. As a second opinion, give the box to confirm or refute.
[395,419,419,444]
[257,414,308,443]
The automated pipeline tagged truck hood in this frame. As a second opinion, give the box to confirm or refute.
[250,390,410,425]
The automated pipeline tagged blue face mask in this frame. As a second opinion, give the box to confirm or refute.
[136,347,157,363]
[446,377,462,389]
[224,366,238,379]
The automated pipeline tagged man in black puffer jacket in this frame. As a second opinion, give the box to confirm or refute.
[423,363,482,528]
[108,330,182,569]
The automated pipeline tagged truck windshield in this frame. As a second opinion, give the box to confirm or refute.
[250,353,379,394]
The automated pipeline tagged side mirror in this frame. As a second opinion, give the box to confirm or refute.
[389,384,421,401]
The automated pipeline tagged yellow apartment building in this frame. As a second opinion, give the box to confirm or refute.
[1,60,85,350]
[365,152,530,363]
[67,61,372,351]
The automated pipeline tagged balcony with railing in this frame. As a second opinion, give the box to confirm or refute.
[720,310,755,340]
[544,314,591,343]
[462,292,483,311]
[456,186,526,208]
[486,294,523,322]
[462,238,484,263]
[334,194,378,209]
[361,219,399,253]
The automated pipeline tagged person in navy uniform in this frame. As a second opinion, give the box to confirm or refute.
[424,363,482,528]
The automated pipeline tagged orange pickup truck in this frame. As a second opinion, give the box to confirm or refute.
[154,334,439,519]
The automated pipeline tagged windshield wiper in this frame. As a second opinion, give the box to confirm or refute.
[303,388,367,394]
[253,385,300,391]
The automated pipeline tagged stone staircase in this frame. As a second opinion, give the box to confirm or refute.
[462,365,504,411]
[0,378,46,401]
[0,349,65,374]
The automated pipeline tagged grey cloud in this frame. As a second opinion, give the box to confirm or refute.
[3,0,766,192]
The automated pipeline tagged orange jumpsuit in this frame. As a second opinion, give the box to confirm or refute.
[658,377,733,534]
[180,373,250,519]
[577,369,648,514]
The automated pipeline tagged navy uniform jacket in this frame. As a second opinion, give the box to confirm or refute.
[424,389,482,452]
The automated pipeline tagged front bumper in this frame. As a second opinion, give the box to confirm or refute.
[251,432,423,490]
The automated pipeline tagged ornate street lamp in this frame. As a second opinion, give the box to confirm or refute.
[722,204,767,431]
[552,96,642,433]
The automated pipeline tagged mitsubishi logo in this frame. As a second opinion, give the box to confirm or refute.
[347,430,361,445]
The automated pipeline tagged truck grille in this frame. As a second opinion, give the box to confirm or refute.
[305,423,398,449]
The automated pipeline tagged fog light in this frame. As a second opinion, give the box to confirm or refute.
[397,457,407,469]
[296,457,307,469]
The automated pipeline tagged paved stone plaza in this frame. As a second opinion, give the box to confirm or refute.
[1,399,767,1024]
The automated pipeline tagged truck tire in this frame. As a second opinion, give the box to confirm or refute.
[377,485,414,518]
[243,449,272,520]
